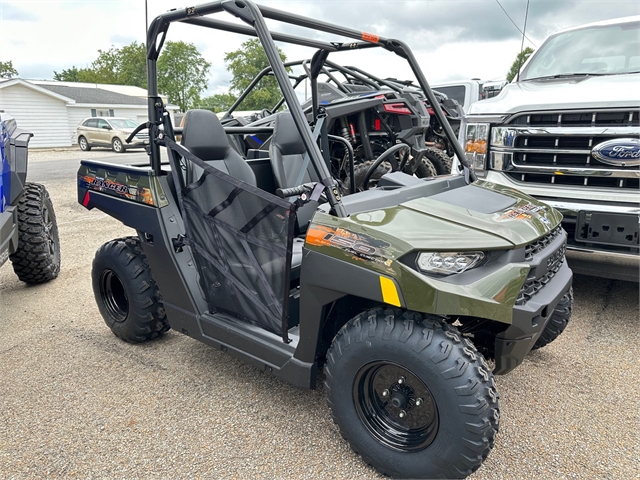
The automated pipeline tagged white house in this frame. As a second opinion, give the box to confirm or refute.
[0,79,176,148]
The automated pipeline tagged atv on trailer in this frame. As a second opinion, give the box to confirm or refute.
[221,58,459,177]
[77,2,573,478]
[0,112,60,283]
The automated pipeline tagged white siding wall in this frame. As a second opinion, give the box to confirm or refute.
[67,106,149,144]
[0,84,71,147]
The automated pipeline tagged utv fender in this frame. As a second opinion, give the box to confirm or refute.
[295,249,404,364]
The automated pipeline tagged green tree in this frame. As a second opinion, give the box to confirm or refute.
[0,60,19,78]
[506,47,535,82]
[118,41,147,88]
[200,92,237,113]
[52,42,146,88]
[53,67,80,82]
[224,39,287,110]
[89,46,120,84]
[157,41,211,112]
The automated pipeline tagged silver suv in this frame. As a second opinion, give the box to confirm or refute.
[76,117,148,153]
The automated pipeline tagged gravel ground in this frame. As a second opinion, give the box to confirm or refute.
[0,153,638,479]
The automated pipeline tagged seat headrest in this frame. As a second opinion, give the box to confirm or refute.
[272,112,306,156]
[181,109,229,160]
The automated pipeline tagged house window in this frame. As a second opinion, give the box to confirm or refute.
[91,109,114,117]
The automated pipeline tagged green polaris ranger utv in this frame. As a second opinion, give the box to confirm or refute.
[77,1,573,478]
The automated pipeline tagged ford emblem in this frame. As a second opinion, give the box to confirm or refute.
[591,138,640,167]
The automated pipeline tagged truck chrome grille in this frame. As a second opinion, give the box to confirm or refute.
[491,108,640,190]
[516,228,567,305]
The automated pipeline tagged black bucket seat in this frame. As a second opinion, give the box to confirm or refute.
[268,112,319,234]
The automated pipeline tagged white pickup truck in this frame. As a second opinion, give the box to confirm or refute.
[459,16,640,281]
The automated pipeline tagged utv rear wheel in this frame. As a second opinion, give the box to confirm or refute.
[325,309,499,479]
[112,137,125,153]
[78,136,91,151]
[9,183,61,284]
[92,237,169,343]
[532,288,573,350]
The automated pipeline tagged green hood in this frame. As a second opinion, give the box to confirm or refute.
[346,181,562,252]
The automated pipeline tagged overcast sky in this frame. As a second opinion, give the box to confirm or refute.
[1,0,638,96]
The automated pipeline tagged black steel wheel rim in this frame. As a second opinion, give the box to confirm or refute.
[100,269,128,322]
[353,361,439,452]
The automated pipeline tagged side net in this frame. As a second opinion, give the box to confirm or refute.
[167,140,296,337]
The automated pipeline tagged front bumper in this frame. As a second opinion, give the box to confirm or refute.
[494,260,572,375]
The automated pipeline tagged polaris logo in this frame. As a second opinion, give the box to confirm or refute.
[591,138,640,167]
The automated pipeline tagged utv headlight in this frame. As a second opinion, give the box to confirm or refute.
[463,123,489,174]
[417,252,485,276]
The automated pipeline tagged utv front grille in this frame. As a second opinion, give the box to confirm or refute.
[490,108,640,190]
[524,225,562,261]
[515,244,566,306]
[516,228,567,306]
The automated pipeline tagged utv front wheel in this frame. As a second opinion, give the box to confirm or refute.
[422,146,453,175]
[325,309,499,479]
[9,183,61,284]
[92,237,169,343]
[532,288,573,350]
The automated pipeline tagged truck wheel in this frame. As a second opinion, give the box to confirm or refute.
[9,183,61,284]
[325,309,499,479]
[423,146,453,175]
[92,236,169,343]
[532,288,573,350]
[78,136,91,151]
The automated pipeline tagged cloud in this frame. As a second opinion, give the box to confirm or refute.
[1,2,38,22]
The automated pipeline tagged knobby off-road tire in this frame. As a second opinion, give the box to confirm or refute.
[325,308,500,479]
[422,146,453,176]
[413,157,438,178]
[92,237,169,343]
[532,288,573,350]
[9,183,61,284]
[349,160,391,191]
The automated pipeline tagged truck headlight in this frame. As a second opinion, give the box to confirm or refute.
[417,251,486,276]
[463,123,489,175]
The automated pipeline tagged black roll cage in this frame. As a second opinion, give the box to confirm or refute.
[145,0,475,216]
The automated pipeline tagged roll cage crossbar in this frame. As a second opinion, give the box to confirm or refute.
[145,0,475,214]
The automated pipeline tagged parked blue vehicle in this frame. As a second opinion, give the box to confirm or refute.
[0,112,60,283]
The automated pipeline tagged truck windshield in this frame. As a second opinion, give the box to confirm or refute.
[521,20,640,80]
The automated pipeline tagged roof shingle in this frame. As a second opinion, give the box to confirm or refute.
[39,84,147,105]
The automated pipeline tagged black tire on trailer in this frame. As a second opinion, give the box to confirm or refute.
[78,136,91,151]
[422,146,453,175]
[413,157,438,178]
[9,183,61,284]
[325,308,500,479]
[92,236,170,343]
[532,288,573,350]
[349,160,391,192]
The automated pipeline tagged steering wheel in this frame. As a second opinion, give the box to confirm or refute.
[362,143,411,190]
[261,108,272,119]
